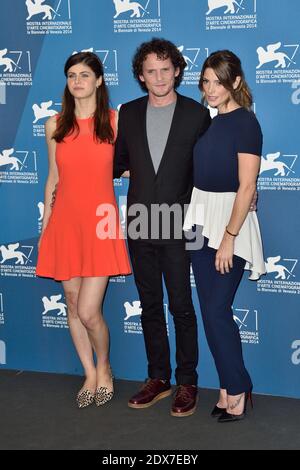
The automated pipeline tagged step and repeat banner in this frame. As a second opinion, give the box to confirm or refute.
[0,0,299,398]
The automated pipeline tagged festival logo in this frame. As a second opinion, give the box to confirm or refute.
[179,46,209,87]
[25,0,72,35]
[0,49,21,73]
[0,148,39,184]
[124,300,143,335]
[124,300,169,335]
[257,255,300,295]
[112,0,162,34]
[257,43,296,69]
[233,307,260,344]
[0,48,32,87]
[32,100,60,137]
[256,42,300,85]
[124,300,142,321]
[42,295,67,316]
[207,0,245,15]
[258,151,299,191]
[33,101,58,124]
[0,242,35,278]
[205,0,257,31]
[265,256,297,280]
[41,294,68,329]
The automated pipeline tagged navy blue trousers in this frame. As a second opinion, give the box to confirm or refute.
[190,238,252,395]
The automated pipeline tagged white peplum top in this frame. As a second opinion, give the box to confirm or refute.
[183,187,266,280]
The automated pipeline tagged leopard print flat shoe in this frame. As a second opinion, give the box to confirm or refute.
[95,369,114,406]
[76,389,95,408]
[95,386,114,406]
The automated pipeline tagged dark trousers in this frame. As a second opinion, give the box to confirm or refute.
[128,239,198,385]
[190,238,252,395]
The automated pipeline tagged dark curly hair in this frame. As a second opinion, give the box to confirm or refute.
[132,38,187,92]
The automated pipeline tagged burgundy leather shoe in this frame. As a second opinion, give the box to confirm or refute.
[128,379,172,409]
[171,385,198,417]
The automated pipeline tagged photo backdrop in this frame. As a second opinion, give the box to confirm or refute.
[1,0,300,398]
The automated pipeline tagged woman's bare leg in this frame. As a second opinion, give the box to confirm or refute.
[227,392,246,415]
[62,277,96,392]
[77,276,112,390]
[217,388,228,408]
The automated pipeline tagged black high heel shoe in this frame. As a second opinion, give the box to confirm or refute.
[211,405,226,418]
[218,390,253,423]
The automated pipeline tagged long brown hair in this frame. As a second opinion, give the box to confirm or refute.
[199,50,252,110]
[53,52,114,143]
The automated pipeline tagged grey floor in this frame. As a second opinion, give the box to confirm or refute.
[0,369,299,450]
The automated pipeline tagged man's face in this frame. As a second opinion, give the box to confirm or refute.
[139,53,179,99]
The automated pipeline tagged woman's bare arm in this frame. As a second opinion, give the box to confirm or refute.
[40,116,59,238]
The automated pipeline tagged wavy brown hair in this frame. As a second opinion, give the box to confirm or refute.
[132,38,187,92]
[199,50,252,110]
[53,52,114,143]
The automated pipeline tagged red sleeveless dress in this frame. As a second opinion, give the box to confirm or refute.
[36,112,131,281]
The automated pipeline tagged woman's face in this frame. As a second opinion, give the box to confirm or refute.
[66,62,102,100]
[202,67,237,113]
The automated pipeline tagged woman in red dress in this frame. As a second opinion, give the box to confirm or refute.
[36,52,131,408]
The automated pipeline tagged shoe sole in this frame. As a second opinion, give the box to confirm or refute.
[170,396,198,417]
[128,389,172,409]
[218,413,246,423]
[211,409,226,418]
